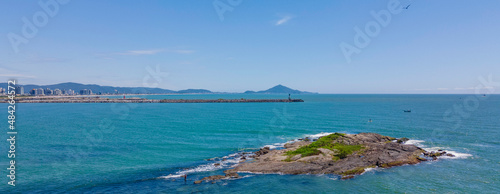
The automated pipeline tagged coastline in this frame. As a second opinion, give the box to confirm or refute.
[0,97,304,103]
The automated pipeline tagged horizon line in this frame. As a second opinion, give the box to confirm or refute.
[2,81,498,95]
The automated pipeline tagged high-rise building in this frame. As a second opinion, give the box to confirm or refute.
[53,89,62,95]
[63,89,74,95]
[79,89,93,95]
[37,88,44,95]
[15,86,24,95]
[45,88,53,95]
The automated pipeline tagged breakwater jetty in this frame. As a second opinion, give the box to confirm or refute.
[0,97,304,103]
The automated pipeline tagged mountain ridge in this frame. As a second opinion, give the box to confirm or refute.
[1,82,315,94]
[244,84,314,94]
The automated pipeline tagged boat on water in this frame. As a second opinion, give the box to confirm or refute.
[403,110,411,113]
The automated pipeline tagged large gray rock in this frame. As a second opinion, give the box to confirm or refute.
[317,148,336,156]
[227,133,425,178]
[196,133,434,182]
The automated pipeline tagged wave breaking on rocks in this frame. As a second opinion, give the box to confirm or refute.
[193,132,465,183]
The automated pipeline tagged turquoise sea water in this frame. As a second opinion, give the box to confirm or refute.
[1,94,499,193]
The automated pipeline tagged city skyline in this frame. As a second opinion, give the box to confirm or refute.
[1,0,500,94]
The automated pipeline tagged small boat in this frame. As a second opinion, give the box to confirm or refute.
[403,110,411,113]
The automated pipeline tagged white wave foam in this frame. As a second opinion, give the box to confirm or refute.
[404,140,425,146]
[307,132,333,139]
[159,174,184,179]
[262,142,286,149]
[159,151,252,179]
[422,146,447,152]
[436,150,472,159]
[403,139,472,160]
[182,163,221,174]
[363,167,377,174]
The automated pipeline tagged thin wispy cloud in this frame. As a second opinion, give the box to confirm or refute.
[96,49,195,59]
[0,68,36,78]
[20,55,71,64]
[0,74,36,78]
[22,56,69,64]
[169,49,195,54]
[118,49,164,55]
[116,49,195,56]
[275,15,294,26]
[411,87,484,91]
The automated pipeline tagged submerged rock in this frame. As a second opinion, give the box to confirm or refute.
[423,150,454,160]
[194,170,241,184]
[254,147,271,157]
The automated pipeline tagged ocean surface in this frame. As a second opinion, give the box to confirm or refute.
[1,94,499,193]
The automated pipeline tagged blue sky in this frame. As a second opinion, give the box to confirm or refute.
[1,0,499,93]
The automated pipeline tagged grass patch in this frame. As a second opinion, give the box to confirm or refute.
[285,133,364,159]
[285,133,344,157]
[334,143,364,159]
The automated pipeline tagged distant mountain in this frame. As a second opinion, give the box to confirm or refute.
[2,82,195,94]
[244,84,314,94]
[1,82,315,95]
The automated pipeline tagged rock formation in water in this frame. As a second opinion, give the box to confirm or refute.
[195,132,454,183]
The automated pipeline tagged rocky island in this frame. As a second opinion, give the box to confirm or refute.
[196,132,454,183]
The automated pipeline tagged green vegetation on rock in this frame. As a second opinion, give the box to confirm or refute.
[333,143,364,159]
[285,133,364,160]
[397,137,409,143]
